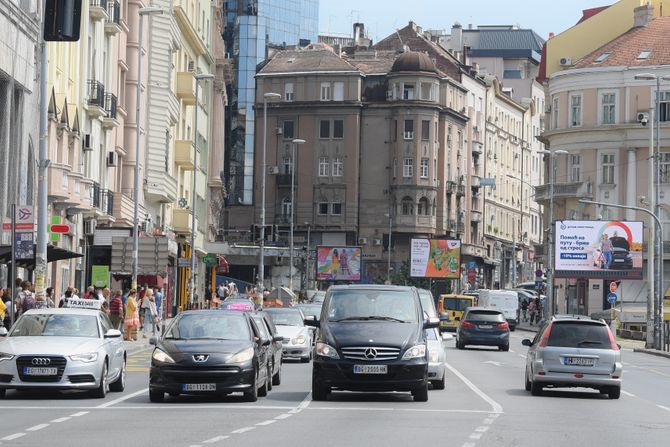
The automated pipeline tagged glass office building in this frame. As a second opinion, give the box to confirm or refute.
[223,0,319,206]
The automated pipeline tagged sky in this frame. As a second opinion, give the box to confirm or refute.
[318,0,604,42]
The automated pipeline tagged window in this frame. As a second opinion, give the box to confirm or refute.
[401,197,414,215]
[318,202,328,215]
[602,154,615,184]
[393,120,397,141]
[418,197,430,215]
[594,52,611,63]
[282,157,291,175]
[319,120,330,139]
[332,157,343,177]
[331,202,342,215]
[333,82,344,101]
[552,96,559,129]
[320,82,331,101]
[403,158,414,178]
[282,197,292,218]
[570,94,581,127]
[660,91,670,122]
[601,93,616,124]
[283,120,294,139]
[285,82,294,101]
[421,120,430,141]
[637,50,652,60]
[333,120,343,138]
[660,153,670,183]
[392,158,397,178]
[447,125,452,148]
[404,120,414,140]
[403,83,415,100]
[570,154,581,182]
[421,82,432,100]
[318,157,329,177]
[420,158,429,178]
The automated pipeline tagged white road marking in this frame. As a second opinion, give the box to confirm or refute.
[509,349,515,353]
[518,354,526,359]
[445,361,504,414]
[203,435,229,443]
[96,387,149,408]
[274,414,292,420]
[469,433,482,440]
[483,418,494,425]
[475,426,489,433]
[231,427,255,434]
[1,433,26,441]
[188,445,202,447]
[256,420,277,426]
[649,369,670,378]
[69,411,89,417]
[462,443,476,447]
[621,390,636,398]
[658,405,670,412]
[488,413,500,418]
[482,361,502,367]
[50,417,71,423]
[26,424,49,432]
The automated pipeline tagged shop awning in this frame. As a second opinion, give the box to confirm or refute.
[136,274,165,288]
[0,244,83,269]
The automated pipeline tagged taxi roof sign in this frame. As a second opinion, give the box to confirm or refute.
[66,298,102,310]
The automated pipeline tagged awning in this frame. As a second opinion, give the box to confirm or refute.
[0,244,84,269]
[137,274,165,288]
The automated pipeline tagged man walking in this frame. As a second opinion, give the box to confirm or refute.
[109,291,124,329]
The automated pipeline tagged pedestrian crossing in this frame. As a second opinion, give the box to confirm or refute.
[127,350,151,373]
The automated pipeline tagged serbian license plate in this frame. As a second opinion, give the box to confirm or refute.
[182,383,216,392]
[24,367,58,376]
[478,324,493,329]
[353,364,388,374]
[563,357,595,366]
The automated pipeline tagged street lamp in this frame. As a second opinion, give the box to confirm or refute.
[289,138,305,291]
[189,73,215,305]
[538,149,568,317]
[304,221,312,290]
[259,92,281,291]
[131,7,165,291]
[385,212,393,283]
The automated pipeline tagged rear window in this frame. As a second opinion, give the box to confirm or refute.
[445,298,472,311]
[465,310,504,322]
[547,322,611,348]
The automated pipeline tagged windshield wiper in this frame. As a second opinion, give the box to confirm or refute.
[330,316,371,322]
[576,340,603,346]
[368,316,407,323]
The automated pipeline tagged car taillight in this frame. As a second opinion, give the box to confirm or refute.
[438,302,443,313]
[461,321,474,328]
[497,322,509,329]
[606,326,619,351]
[538,323,553,347]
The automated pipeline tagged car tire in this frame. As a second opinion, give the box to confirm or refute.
[272,361,282,386]
[149,388,165,402]
[499,344,509,352]
[510,326,516,332]
[432,373,446,390]
[109,359,126,392]
[524,370,532,391]
[412,382,429,402]
[530,381,543,396]
[243,372,259,402]
[311,375,329,401]
[267,364,273,391]
[608,386,621,400]
[92,362,108,399]
[258,367,270,397]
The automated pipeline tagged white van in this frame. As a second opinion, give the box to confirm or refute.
[477,290,519,330]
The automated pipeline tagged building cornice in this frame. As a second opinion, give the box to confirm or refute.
[256,70,363,78]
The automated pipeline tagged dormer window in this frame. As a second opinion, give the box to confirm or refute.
[594,52,611,63]
[637,50,652,60]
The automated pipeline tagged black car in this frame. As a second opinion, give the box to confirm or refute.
[250,311,284,386]
[149,310,272,402]
[456,307,510,351]
[609,236,633,269]
[307,285,439,402]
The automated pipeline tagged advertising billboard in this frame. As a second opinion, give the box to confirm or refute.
[554,220,643,280]
[316,246,362,281]
[410,239,461,278]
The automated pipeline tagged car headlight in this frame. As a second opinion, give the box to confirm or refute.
[315,342,339,359]
[0,352,14,362]
[227,347,254,364]
[402,344,427,360]
[429,351,439,363]
[69,352,99,363]
[152,348,176,364]
[291,335,306,345]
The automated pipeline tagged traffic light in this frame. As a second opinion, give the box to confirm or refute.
[44,0,82,42]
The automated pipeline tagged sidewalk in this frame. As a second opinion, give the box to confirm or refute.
[632,346,670,359]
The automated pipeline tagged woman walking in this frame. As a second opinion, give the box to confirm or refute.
[123,290,140,341]
[141,289,158,338]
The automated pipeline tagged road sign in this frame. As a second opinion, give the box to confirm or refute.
[607,292,617,304]
[178,257,193,268]
[15,232,34,260]
[609,281,618,293]
[479,178,496,187]
[50,224,70,234]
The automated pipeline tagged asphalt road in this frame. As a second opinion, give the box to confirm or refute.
[1,331,669,447]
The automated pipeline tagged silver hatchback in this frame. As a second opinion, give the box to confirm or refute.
[522,315,622,399]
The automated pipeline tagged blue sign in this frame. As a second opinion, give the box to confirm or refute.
[535,280,543,289]
[607,292,617,304]
[468,261,476,270]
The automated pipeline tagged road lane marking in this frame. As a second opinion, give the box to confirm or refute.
[649,369,670,378]
[483,418,494,424]
[445,361,504,413]
[488,413,500,418]
[50,417,71,423]
[203,436,229,443]
[231,427,255,434]
[469,433,482,440]
[69,411,89,417]
[96,387,149,408]
[274,414,292,420]
[462,442,476,447]
[658,405,670,412]
[475,426,489,433]
[509,349,515,353]
[256,420,277,426]
[621,390,636,398]
[1,433,26,441]
[26,424,49,432]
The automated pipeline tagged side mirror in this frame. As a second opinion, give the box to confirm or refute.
[104,329,122,338]
[262,339,271,347]
[273,335,284,343]
[424,317,439,329]
[149,337,158,345]
[0,327,8,337]
[304,315,319,327]
[521,339,532,346]
[439,312,450,321]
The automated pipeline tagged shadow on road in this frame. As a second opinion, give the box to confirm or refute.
[0,389,101,400]
[506,387,609,400]
[323,391,414,403]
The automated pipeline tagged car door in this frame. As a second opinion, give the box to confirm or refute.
[527,322,547,374]
[248,318,269,384]
[98,313,122,378]
[262,314,282,374]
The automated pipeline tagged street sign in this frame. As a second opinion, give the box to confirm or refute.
[110,236,169,274]
[50,224,70,234]
[15,232,34,260]
[479,178,496,187]
[607,292,617,304]
[178,257,192,268]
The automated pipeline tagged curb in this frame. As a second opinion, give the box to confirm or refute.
[633,347,670,360]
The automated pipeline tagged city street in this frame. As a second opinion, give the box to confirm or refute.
[1,332,669,447]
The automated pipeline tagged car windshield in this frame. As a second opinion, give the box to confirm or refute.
[445,298,472,311]
[296,305,321,318]
[10,314,99,338]
[418,292,437,318]
[326,289,417,323]
[547,322,611,348]
[165,313,251,340]
[266,310,304,326]
[466,311,504,322]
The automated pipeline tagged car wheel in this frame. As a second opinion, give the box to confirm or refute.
[149,388,164,402]
[243,371,259,402]
[311,374,329,401]
[92,362,108,398]
[499,344,509,352]
[267,363,273,391]
[432,373,446,390]
[109,358,126,392]
[272,361,282,386]
[524,370,531,391]
[258,367,269,397]
[530,381,543,396]
[412,382,429,402]
[608,386,621,400]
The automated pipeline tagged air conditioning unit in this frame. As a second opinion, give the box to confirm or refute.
[358,237,368,245]
[187,61,195,72]
[559,57,573,67]
[276,127,283,135]
[83,134,93,151]
[267,166,279,174]
[106,152,118,167]
[637,112,649,123]
[84,219,97,236]
[372,238,382,246]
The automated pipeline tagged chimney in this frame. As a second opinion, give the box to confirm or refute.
[634,3,653,27]
[472,62,480,75]
[451,22,463,50]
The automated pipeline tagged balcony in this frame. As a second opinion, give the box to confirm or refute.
[174,140,195,170]
[472,141,483,156]
[534,181,593,204]
[104,1,121,35]
[145,171,178,204]
[87,80,106,118]
[471,210,482,222]
[113,192,137,225]
[173,208,198,236]
[456,184,466,196]
[102,93,118,128]
[446,181,456,194]
[89,0,109,21]
[176,72,196,105]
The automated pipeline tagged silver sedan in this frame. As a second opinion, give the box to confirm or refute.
[427,328,446,389]
[0,308,126,398]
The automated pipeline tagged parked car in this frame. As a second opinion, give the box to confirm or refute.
[426,327,446,390]
[456,307,510,351]
[609,236,633,269]
[522,315,622,399]
[264,308,312,362]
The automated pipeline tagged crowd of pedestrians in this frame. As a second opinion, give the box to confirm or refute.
[520,296,544,325]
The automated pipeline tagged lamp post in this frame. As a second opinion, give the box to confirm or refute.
[385,212,392,283]
[289,138,305,291]
[538,149,568,317]
[189,73,215,305]
[259,92,281,291]
[305,222,311,290]
[131,7,164,291]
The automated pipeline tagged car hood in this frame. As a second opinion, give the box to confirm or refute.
[323,321,419,349]
[610,237,629,251]
[0,336,104,355]
[275,326,308,339]
[159,339,253,355]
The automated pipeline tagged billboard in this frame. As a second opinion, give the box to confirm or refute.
[316,246,362,281]
[554,220,643,280]
[410,239,461,278]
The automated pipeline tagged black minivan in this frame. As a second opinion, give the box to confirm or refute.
[306,285,439,402]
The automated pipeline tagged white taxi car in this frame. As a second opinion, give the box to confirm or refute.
[0,303,126,398]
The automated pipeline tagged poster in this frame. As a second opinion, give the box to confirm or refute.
[554,220,643,279]
[91,265,110,288]
[316,246,361,281]
[15,232,34,260]
[410,239,461,278]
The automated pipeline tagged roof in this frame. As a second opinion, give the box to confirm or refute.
[476,29,545,52]
[258,45,357,75]
[346,51,396,74]
[390,51,439,74]
[572,16,670,69]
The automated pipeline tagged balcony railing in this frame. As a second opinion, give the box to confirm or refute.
[457,184,466,196]
[446,181,456,194]
[107,0,120,23]
[105,189,114,216]
[87,80,106,117]
[104,93,117,119]
[534,181,593,203]
[447,219,456,230]
[90,0,109,20]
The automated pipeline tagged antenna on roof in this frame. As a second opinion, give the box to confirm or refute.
[395,28,405,51]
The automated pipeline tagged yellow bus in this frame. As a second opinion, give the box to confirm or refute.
[438,294,476,332]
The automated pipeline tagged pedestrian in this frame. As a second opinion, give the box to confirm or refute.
[109,291,124,330]
[521,299,528,322]
[141,289,158,338]
[1,289,11,328]
[154,287,163,320]
[600,234,613,269]
[528,299,537,325]
[18,281,36,314]
[59,287,73,308]
[0,294,6,328]
[123,290,140,341]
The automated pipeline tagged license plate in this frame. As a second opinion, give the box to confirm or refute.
[182,383,216,391]
[563,357,595,366]
[478,325,493,329]
[24,367,58,376]
[614,259,624,263]
[353,364,387,374]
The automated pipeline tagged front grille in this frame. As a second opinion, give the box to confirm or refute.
[0,374,13,383]
[16,356,67,382]
[162,367,240,384]
[68,374,96,384]
[341,346,400,361]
